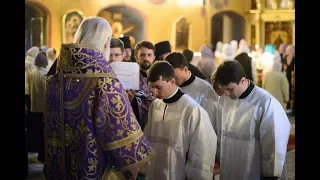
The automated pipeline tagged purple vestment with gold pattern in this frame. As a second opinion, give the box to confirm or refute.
[135,71,156,129]
[44,44,154,180]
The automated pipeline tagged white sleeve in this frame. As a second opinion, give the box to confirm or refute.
[185,107,217,180]
[260,98,291,177]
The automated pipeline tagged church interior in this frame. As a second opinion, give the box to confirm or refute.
[25,0,295,179]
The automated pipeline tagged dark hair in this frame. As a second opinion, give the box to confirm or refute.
[164,52,188,69]
[111,38,124,52]
[215,60,246,86]
[134,41,155,56]
[182,49,193,63]
[147,61,175,83]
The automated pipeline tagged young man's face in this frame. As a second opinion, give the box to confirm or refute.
[109,47,124,63]
[149,77,176,99]
[136,47,155,70]
[219,77,246,99]
[173,67,189,86]
[123,48,132,62]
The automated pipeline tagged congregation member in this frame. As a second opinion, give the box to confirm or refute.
[197,45,216,82]
[263,62,290,110]
[46,48,57,70]
[27,51,48,163]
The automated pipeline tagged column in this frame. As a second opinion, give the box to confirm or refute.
[255,21,260,46]
[222,15,232,43]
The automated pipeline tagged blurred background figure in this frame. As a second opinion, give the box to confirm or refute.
[197,45,216,82]
[263,61,289,110]
[182,49,206,80]
[26,51,48,163]
[46,48,56,70]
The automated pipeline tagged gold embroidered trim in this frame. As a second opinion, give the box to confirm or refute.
[65,73,117,79]
[61,43,101,52]
[104,130,144,151]
[64,78,98,109]
[101,168,126,180]
[119,150,156,172]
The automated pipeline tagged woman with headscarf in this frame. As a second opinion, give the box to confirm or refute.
[25,46,39,125]
[230,40,238,57]
[263,62,290,110]
[214,41,223,65]
[257,44,276,75]
[46,48,57,70]
[27,51,48,163]
[222,43,234,61]
[197,45,216,82]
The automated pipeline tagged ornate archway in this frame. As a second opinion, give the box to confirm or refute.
[25,1,50,52]
[98,6,146,47]
[211,11,245,50]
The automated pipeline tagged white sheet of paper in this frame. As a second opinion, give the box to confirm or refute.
[110,62,140,90]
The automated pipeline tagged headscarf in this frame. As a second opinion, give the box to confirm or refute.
[222,43,233,60]
[35,51,48,68]
[264,44,276,55]
[200,45,214,59]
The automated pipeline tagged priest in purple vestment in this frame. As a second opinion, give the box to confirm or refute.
[126,41,156,130]
[44,17,154,180]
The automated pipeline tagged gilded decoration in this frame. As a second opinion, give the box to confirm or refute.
[62,10,84,44]
[44,44,154,179]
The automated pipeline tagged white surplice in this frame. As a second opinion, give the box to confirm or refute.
[180,74,219,126]
[143,92,217,180]
[213,84,290,180]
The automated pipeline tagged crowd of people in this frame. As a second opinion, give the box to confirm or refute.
[25,16,295,180]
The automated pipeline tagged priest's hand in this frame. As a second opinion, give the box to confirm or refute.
[126,89,135,102]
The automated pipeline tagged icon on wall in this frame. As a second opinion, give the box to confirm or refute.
[62,10,84,44]
[98,6,145,46]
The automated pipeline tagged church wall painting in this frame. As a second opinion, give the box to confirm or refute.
[62,10,84,44]
[175,17,190,51]
[98,6,145,47]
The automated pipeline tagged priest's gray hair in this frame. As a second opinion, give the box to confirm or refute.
[73,16,112,53]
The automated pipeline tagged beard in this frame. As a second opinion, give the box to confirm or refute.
[139,61,151,70]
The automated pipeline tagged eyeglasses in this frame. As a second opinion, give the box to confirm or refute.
[110,53,123,58]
